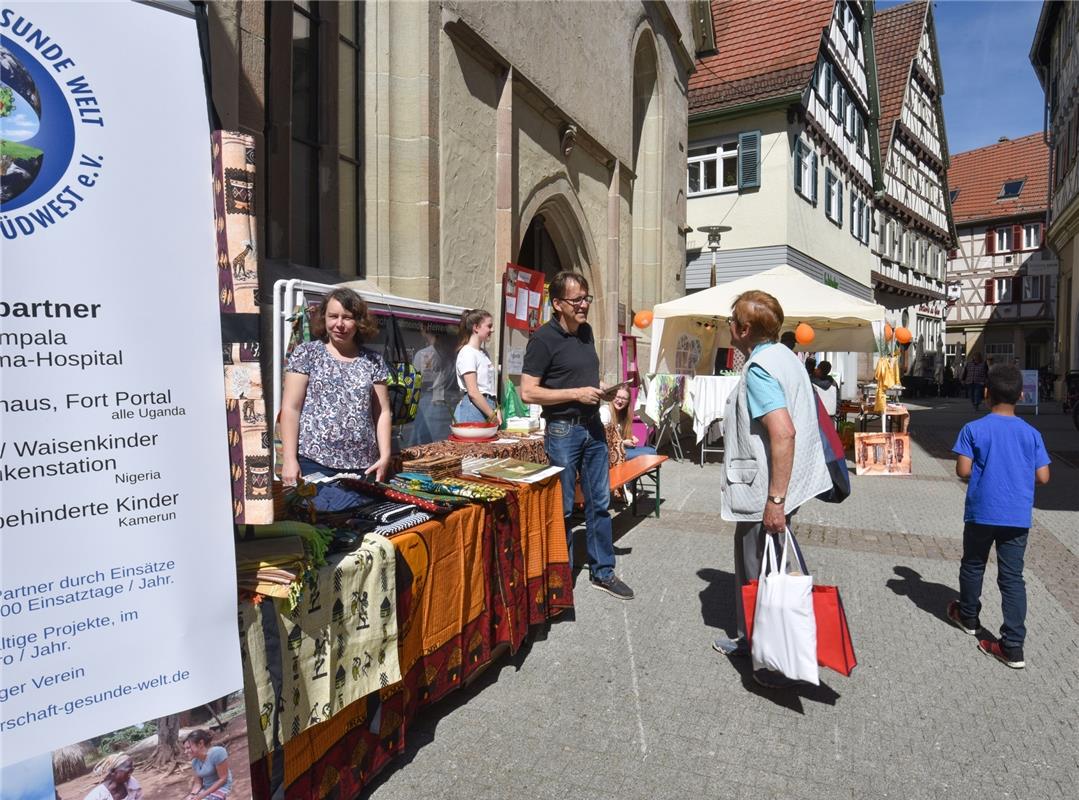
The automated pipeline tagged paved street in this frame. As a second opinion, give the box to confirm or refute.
[367,401,1079,800]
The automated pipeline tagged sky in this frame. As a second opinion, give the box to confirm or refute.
[878,0,1046,156]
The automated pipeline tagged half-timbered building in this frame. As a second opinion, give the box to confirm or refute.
[945,134,1057,372]
[872,0,954,379]
[685,0,880,389]
[1031,0,1079,397]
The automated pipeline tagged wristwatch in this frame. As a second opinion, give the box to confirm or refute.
[767,494,786,505]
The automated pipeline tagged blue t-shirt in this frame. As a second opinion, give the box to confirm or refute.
[952,414,1049,527]
[193,745,233,793]
[746,342,787,419]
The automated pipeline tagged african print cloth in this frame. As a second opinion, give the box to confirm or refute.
[248,479,572,799]
[240,532,400,761]
[213,130,272,523]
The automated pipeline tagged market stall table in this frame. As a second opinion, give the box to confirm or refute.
[244,476,570,799]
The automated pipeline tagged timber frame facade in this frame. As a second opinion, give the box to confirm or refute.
[870,1,954,380]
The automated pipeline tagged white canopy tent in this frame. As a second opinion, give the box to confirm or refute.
[647,265,886,373]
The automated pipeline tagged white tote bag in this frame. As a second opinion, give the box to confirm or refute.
[750,528,820,685]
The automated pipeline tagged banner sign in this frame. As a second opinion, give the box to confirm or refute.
[1018,369,1039,410]
[1,0,242,781]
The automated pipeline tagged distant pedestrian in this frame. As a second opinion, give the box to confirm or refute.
[960,352,988,411]
[948,364,1050,669]
[712,290,830,688]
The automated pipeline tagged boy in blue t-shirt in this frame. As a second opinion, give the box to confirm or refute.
[948,364,1050,669]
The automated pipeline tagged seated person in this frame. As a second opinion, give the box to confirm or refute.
[599,385,656,460]
[811,360,838,392]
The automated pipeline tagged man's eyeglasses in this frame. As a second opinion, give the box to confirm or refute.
[559,294,593,307]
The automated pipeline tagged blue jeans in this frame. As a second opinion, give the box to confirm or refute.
[453,394,495,423]
[624,445,657,460]
[968,382,984,409]
[298,456,371,513]
[959,522,1028,649]
[545,416,615,581]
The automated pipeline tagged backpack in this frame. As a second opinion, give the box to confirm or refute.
[383,313,422,426]
[815,393,851,503]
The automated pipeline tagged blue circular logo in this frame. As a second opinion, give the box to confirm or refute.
[1,36,76,212]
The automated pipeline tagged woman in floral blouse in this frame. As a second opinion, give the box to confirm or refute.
[280,288,392,510]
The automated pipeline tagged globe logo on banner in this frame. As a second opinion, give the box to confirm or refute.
[1,38,75,209]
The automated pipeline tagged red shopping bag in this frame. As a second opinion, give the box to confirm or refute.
[743,581,858,677]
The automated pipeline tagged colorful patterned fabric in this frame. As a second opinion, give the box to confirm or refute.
[240,533,400,761]
[213,131,272,524]
[287,341,390,470]
[248,479,572,799]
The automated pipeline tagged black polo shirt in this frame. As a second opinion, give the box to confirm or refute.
[522,318,600,419]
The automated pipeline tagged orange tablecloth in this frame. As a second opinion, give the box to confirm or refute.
[250,478,570,799]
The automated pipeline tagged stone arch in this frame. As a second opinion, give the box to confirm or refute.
[518,177,600,293]
[631,27,663,322]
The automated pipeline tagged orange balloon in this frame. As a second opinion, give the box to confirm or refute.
[794,322,815,345]
[883,323,894,341]
[633,310,653,329]
[895,326,913,345]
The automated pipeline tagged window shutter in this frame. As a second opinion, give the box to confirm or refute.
[1012,224,1023,252]
[985,279,995,305]
[794,142,803,195]
[737,130,761,189]
[850,194,857,237]
[986,228,996,255]
[1039,223,1046,247]
[837,181,844,225]
[1012,275,1022,303]
[810,153,818,205]
[825,172,832,217]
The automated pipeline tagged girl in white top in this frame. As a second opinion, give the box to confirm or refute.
[453,308,500,424]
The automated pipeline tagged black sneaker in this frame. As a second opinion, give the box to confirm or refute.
[947,600,979,635]
[978,639,1025,669]
[590,575,634,600]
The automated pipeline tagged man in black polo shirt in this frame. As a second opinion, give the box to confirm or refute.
[520,271,633,600]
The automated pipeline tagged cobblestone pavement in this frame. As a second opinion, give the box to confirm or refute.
[367,400,1079,799]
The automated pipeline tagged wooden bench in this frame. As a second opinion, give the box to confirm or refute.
[574,454,669,518]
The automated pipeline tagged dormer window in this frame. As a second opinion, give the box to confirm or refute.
[998,179,1025,199]
[949,188,959,203]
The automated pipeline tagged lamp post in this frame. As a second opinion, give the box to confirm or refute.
[697,225,731,287]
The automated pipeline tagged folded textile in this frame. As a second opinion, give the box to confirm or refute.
[353,501,419,524]
[373,510,433,534]
[235,536,307,571]
[391,473,507,501]
[236,521,334,567]
[337,477,458,513]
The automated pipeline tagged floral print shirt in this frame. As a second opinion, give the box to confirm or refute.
[287,341,390,470]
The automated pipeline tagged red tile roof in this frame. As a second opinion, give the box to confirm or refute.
[947,134,1050,224]
[689,1,834,116]
[873,1,927,161]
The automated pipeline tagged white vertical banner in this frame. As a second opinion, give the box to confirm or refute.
[1,0,240,771]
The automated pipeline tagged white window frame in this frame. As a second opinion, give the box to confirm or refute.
[995,227,1012,253]
[795,139,815,203]
[1022,222,1041,250]
[993,277,1013,304]
[831,79,843,120]
[687,139,738,197]
[877,214,888,253]
[825,169,842,224]
[1022,275,1043,301]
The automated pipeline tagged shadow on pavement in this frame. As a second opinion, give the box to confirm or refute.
[696,567,737,632]
[886,565,957,628]
[724,654,841,712]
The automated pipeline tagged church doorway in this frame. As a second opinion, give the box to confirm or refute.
[516,214,564,282]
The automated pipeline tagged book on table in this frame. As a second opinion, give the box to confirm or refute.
[469,457,563,483]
